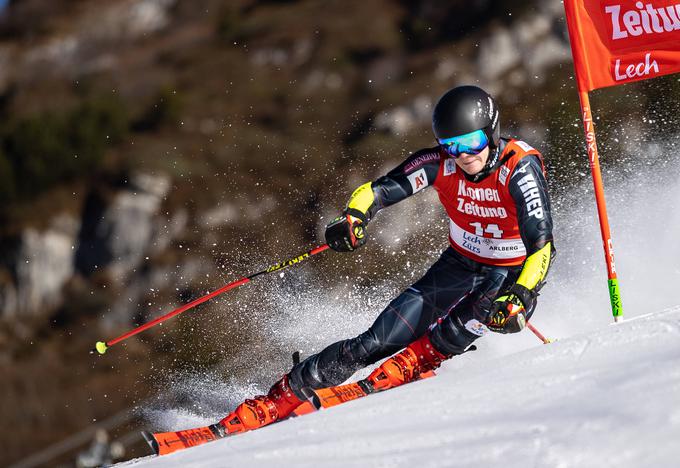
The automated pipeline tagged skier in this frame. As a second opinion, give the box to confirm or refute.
[219,85,555,433]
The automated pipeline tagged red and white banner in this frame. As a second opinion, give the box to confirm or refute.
[564,0,680,91]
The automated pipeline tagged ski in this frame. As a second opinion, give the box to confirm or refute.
[141,424,226,456]
[142,369,442,456]
[142,402,323,457]
[141,344,455,457]
[308,369,436,409]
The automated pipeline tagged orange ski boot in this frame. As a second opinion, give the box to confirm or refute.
[218,374,304,435]
[367,333,448,392]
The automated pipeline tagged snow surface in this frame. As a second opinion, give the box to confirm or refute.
[117,142,680,467]
[119,306,680,468]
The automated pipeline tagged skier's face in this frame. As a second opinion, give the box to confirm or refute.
[455,146,489,175]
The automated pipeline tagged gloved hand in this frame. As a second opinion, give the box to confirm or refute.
[487,284,534,334]
[325,212,367,252]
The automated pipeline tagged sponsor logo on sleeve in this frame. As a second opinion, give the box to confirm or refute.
[407,168,428,194]
[516,173,544,219]
[511,160,531,178]
[403,152,440,173]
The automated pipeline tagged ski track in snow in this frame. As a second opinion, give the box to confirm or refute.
[118,306,680,468]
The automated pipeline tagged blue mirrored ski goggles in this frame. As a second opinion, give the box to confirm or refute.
[438,129,489,157]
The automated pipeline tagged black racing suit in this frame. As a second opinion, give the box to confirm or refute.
[288,138,554,396]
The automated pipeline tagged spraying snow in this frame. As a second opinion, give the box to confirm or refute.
[128,142,680,466]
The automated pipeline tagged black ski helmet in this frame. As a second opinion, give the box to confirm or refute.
[432,85,500,148]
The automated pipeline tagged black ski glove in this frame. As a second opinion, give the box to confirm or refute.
[325,211,367,252]
[487,284,535,334]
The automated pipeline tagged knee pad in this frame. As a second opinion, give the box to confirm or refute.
[429,294,481,356]
[429,317,478,356]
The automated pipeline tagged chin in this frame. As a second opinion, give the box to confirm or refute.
[459,163,483,175]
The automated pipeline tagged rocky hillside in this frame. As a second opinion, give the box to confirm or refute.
[0,0,572,331]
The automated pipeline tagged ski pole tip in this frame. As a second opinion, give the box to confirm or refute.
[95,341,109,355]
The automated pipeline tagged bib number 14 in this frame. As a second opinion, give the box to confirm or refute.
[469,222,503,239]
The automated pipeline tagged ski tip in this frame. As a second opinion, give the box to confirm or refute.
[141,431,159,455]
[94,341,108,355]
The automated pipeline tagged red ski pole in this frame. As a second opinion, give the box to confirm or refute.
[526,321,552,344]
[94,244,330,354]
